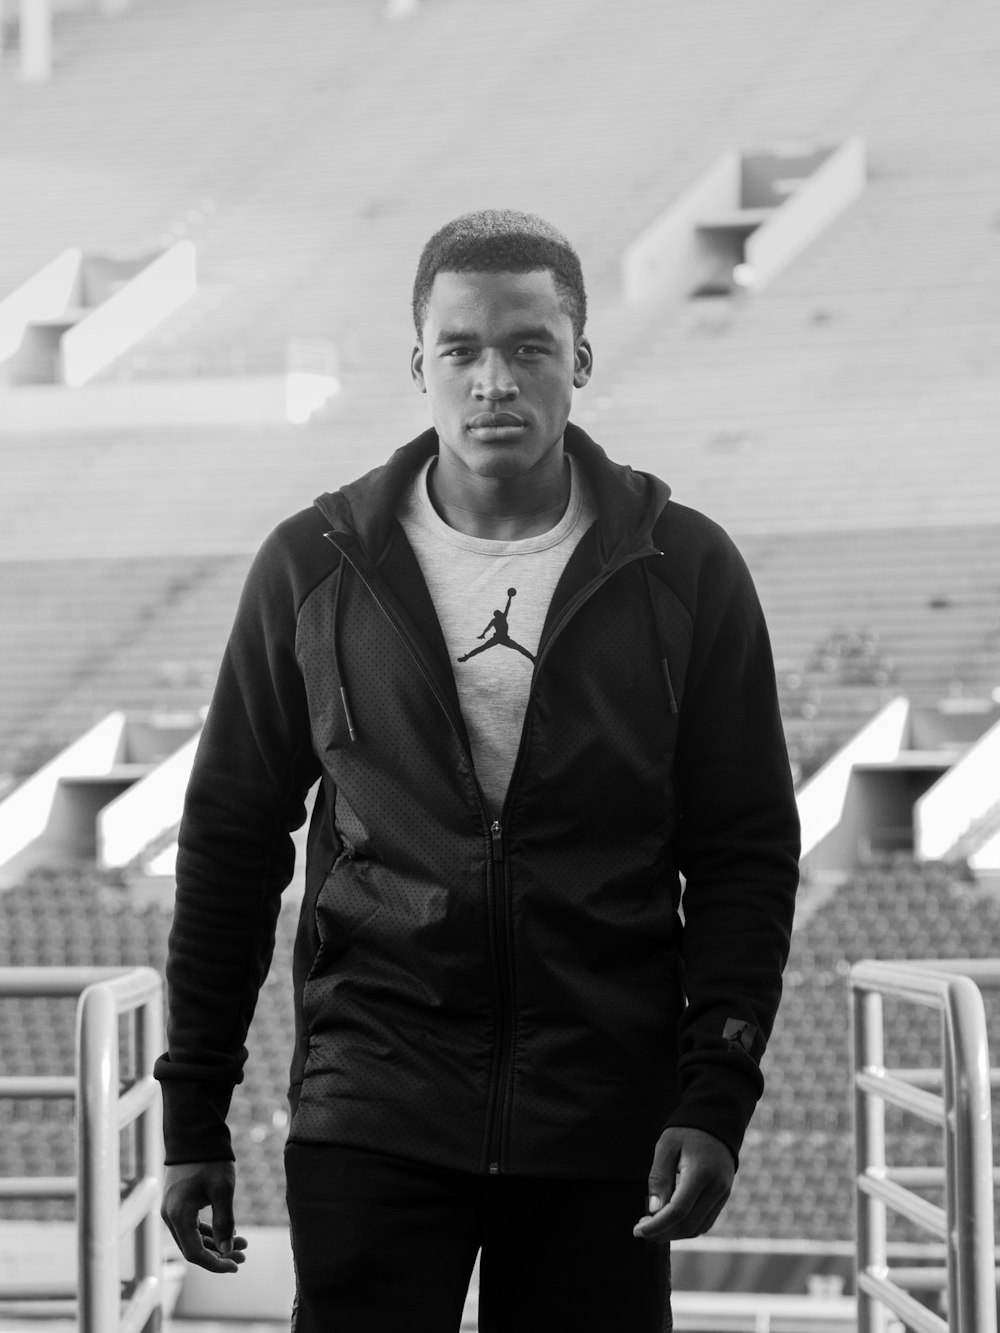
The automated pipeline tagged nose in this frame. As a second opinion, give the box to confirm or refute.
[474,349,518,402]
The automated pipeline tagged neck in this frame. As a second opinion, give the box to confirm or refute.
[428,450,571,541]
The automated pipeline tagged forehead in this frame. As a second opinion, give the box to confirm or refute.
[423,269,570,338]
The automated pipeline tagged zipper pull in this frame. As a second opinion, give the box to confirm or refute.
[491,820,504,862]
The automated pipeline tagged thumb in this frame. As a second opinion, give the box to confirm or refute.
[647,1134,682,1213]
[210,1185,235,1257]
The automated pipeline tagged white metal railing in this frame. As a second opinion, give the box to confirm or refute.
[0,966,164,1333]
[851,959,999,1333]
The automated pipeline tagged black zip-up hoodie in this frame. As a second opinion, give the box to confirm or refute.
[154,424,800,1179]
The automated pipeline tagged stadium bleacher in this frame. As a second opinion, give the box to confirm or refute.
[1,3,997,778]
[0,553,248,781]
[713,856,1000,1246]
[4,518,998,785]
[3,0,996,413]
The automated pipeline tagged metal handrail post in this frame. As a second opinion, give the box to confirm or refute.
[77,980,122,1332]
[72,967,164,1333]
[855,985,889,1333]
[0,966,164,1330]
[944,976,996,1333]
[942,999,960,1329]
[851,961,998,1333]
[134,981,164,1333]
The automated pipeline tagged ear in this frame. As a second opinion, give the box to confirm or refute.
[573,336,594,389]
[411,342,426,393]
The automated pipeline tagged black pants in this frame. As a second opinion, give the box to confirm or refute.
[285,1142,671,1333]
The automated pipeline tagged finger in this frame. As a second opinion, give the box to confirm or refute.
[644,1140,682,1219]
[208,1189,236,1259]
[688,1191,730,1238]
[633,1192,708,1242]
[160,1207,183,1257]
[198,1242,247,1265]
[185,1216,240,1273]
[198,1223,248,1256]
[662,1183,728,1241]
[198,1222,248,1245]
[163,1191,208,1265]
[634,1176,710,1243]
[187,1233,242,1274]
[636,1178,732,1243]
[169,1208,240,1274]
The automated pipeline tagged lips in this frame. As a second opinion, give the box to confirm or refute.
[468,412,527,429]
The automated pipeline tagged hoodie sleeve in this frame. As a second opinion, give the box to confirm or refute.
[665,521,800,1166]
[153,519,323,1164]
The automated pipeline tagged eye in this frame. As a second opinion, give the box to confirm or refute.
[515,345,545,357]
[443,347,475,360]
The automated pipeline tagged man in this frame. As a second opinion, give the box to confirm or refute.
[156,209,800,1332]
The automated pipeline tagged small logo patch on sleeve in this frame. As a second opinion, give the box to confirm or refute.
[723,1018,757,1056]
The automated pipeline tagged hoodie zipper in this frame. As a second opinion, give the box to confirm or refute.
[482,545,662,1174]
[326,532,663,1177]
[324,534,512,1175]
[486,816,509,1175]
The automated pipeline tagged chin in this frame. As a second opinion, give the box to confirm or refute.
[443,436,537,478]
[471,452,536,479]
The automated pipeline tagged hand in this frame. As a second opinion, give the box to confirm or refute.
[161,1160,248,1274]
[632,1126,735,1243]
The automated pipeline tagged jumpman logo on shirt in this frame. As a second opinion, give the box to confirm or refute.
[457,587,536,664]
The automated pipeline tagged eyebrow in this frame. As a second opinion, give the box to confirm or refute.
[434,325,558,347]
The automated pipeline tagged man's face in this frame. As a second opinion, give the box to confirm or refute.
[411,269,593,480]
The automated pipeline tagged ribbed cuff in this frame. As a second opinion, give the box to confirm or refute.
[154,1063,237,1165]
[662,1065,762,1170]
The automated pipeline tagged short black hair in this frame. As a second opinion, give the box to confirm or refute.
[412,209,587,340]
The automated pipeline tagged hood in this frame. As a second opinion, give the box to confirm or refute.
[313,423,672,568]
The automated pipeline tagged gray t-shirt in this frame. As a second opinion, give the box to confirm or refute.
[398,456,596,816]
